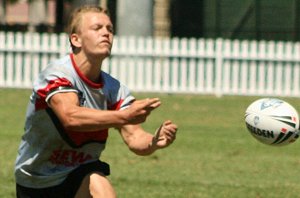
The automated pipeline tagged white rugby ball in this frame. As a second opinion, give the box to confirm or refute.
[245,98,299,146]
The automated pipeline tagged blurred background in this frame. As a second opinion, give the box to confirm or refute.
[1,0,299,41]
[1,0,300,97]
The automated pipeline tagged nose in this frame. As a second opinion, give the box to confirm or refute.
[101,26,113,36]
[100,29,110,40]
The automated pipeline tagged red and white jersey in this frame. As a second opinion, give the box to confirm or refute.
[15,54,135,188]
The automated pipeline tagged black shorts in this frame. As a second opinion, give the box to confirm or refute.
[16,160,110,198]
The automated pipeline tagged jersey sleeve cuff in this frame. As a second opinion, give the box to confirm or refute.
[45,86,79,103]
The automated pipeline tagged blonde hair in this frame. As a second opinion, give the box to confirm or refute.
[68,5,110,52]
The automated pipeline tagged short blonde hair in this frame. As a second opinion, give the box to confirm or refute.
[68,5,110,52]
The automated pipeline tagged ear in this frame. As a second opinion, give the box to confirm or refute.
[70,33,82,48]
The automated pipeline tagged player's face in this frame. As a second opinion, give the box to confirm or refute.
[78,12,113,58]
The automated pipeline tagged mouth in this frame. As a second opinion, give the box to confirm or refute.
[99,40,111,45]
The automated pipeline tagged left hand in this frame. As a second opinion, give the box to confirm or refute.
[152,120,178,149]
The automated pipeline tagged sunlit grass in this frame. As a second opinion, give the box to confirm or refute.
[1,89,300,197]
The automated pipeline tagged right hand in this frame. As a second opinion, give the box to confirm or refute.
[122,98,161,125]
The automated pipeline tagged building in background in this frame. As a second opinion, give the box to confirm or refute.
[1,0,55,32]
[200,0,300,41]
[1,0,299,41]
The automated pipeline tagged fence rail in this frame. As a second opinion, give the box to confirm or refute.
[1,31,300,97]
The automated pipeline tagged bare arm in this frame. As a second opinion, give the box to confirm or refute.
[48,92,161,131]
[119,120,178,156]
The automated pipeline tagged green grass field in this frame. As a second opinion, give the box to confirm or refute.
[1,88,300,198]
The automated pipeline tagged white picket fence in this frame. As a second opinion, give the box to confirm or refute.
[1,31,300,97]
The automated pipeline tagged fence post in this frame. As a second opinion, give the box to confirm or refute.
[15,32,23,87]
[215,38,223,97]
[6,32,15,87]
[59,33,69,57]
[0,32,5,87]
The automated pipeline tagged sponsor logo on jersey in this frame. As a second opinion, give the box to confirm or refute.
[49,149,92,167]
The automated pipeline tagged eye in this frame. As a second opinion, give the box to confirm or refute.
[107,26,114,33]
[91,25,101,31]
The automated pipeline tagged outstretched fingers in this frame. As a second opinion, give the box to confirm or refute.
[145,98,161,110]
[125,98,162,125]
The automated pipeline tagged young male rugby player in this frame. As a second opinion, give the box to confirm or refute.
[15,5,178,198]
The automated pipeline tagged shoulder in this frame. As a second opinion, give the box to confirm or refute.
[101,71,135,109]
[45,55,73,74]
[101,71,132,94]
[33,55,76,92]
[101,71,121,89]
[37,55,74,82]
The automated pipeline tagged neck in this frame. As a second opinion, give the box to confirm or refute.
[72,52,105,83]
